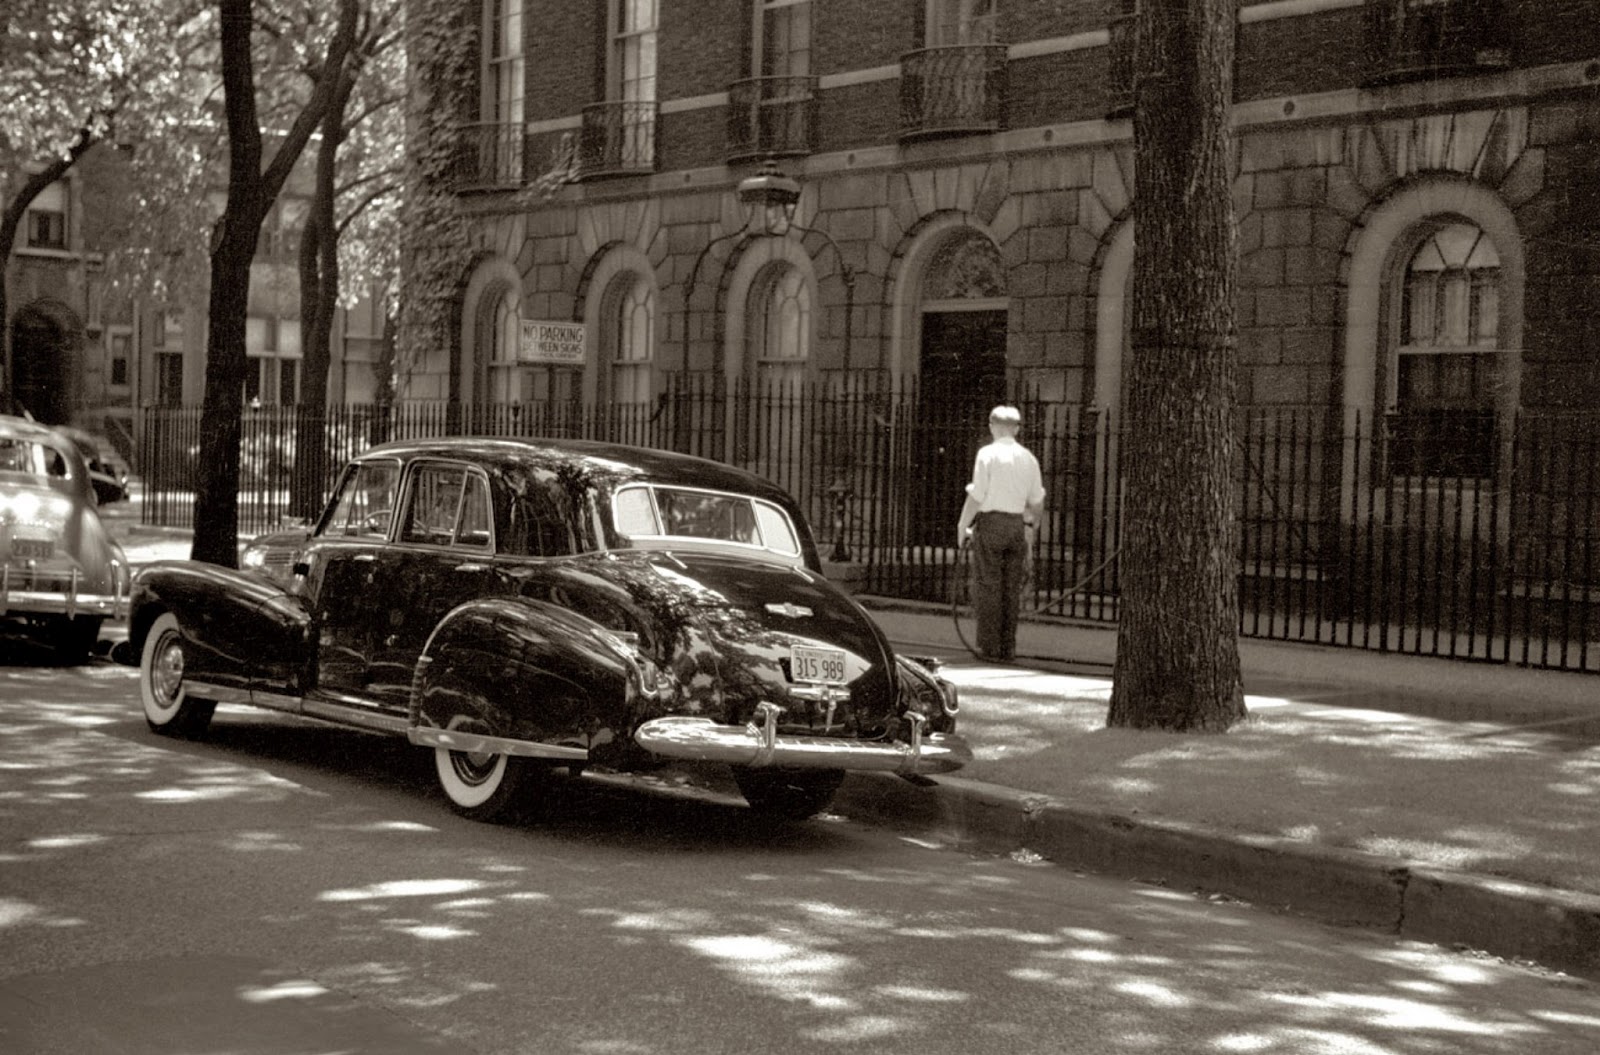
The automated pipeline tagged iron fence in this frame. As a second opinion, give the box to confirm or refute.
[139,384,1600,673]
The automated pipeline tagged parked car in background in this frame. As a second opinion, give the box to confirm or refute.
[54,426,131,505]
[0,415,129,657]
[130,437,967,822]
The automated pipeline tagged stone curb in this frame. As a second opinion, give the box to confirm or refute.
[835,771,1600,980]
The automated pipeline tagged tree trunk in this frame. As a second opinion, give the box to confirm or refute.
[1107,0,1246,732]
[190,0,357,566]
[192,210,260,565]
[290,96,344,521]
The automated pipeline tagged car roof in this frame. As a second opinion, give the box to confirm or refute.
[0,414,71,446]
[358,436,795,504]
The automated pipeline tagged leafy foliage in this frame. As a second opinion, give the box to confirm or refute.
[0,0,216,355]
[396,0,478,390]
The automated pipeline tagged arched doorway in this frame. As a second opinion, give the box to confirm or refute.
[10,301,80,424]
[912,230,1008,545]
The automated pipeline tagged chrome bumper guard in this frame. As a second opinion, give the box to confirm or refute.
[0,560,128,620]
[634,702,972,775]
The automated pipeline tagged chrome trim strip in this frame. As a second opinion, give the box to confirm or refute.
[302,697,410,734]
[252,691,301,713]
[186,681,253,707]
[634,715,972,775]
[407,726,589,761]
[185,681,414,735]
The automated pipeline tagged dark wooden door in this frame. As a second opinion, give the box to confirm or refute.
[911,309,1007,547]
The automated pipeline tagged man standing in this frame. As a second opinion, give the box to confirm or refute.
[956,405,1045,662]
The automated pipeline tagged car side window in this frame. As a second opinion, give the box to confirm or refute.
[502,472,575,557]
[321,460,399,538]
[456,473,492,548]
[401,465,467,546]
[755,502,800,556]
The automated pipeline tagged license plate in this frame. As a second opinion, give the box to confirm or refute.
[791,645,847,684]
[9,538,53,560]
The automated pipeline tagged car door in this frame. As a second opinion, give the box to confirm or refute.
[365,461,503,709]
[308,457,401,700]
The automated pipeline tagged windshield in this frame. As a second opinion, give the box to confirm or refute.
[612,484,801,559]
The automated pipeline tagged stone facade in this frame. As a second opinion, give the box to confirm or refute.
[426,1,1600,434]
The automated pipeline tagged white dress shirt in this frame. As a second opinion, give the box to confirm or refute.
[966,436,1045,516]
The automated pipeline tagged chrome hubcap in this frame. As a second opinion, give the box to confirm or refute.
[450,750,497,786]
[152,633,184,708]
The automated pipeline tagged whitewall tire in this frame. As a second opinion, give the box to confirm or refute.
[139,613,215,737]
[433,716,528,822]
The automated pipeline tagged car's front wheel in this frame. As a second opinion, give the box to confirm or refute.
[732,767,845,821]
[433,717,535,822]
[139,613,215,737]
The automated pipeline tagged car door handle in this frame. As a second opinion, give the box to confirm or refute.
[454,562,488,573]
[352,553,376,563]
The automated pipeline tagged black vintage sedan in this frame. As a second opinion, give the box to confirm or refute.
[130,438,967,821]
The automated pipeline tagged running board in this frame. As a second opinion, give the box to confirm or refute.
[185,679,594,758]
[185,681,410,735]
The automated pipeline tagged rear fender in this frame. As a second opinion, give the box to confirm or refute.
[411,597,635,757]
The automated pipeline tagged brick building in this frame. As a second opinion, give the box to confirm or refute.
[4,146,386,464]
[431,0,1599,431]
[407,1,1600,666]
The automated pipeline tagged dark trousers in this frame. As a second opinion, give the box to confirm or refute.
[971,512,1026,660]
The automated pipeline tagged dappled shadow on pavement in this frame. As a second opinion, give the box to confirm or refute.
[924,666,1600,897]
[4,682,1600,1054]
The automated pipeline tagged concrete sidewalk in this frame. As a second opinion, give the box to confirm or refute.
[839,598,1600,981]
[98,509,1600,979]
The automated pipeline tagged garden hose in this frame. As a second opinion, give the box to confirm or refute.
[950,538,1120,669]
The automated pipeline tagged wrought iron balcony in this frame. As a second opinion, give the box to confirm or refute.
[1365,0,1512,85]
[453,122,526,192]
[576,100,658,179]
[726,76,819,162]
[899,44,1008,141]
[1105,14,1135,118]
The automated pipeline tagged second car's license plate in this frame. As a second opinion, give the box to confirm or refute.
[9,538,54,559]
[791,645,847,684]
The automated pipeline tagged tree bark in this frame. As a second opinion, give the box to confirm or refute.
[1107,0,1246,732]
[290,77,350,521]
[191,0,357,566]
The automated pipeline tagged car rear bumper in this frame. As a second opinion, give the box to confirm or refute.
[634,704,972,775]
[1,562,127,620]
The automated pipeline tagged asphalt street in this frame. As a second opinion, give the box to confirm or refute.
[3,650,1600,1054]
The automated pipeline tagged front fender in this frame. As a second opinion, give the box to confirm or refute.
[410,597,634,760]
[129,560,311,690]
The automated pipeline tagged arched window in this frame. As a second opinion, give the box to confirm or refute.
[743,263,810,486]
[485,287,521,402]
[751,263,810,395]
[1390,221,1500,477]
[607,274,654,405]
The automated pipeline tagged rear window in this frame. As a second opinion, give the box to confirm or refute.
[0,438,71,478]
[612,485,800,558]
